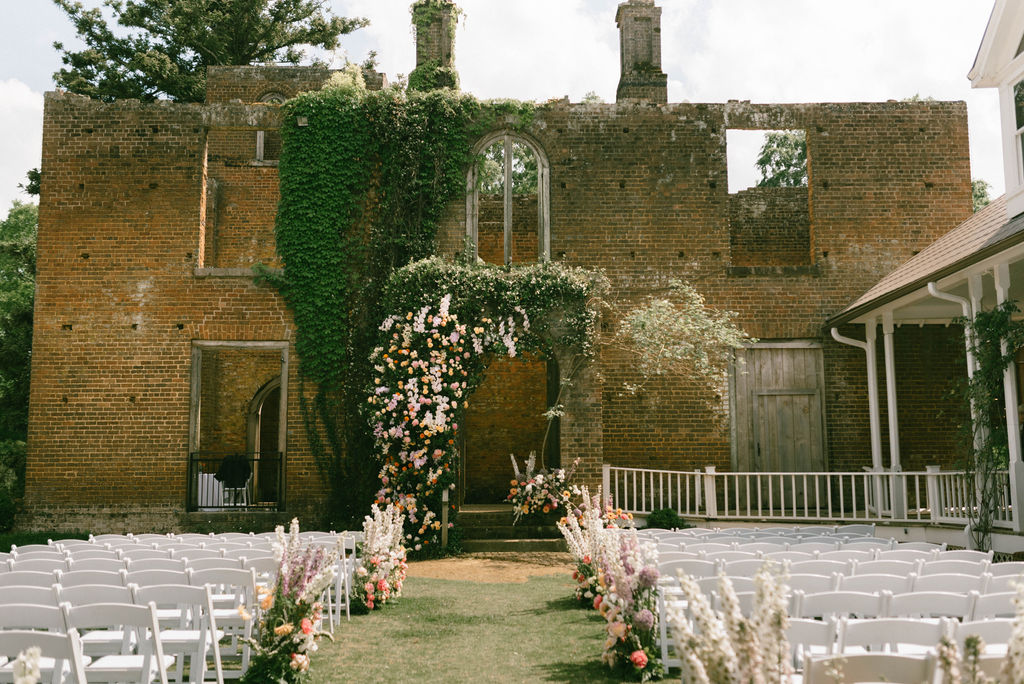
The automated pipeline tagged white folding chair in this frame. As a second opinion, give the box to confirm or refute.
[918,559,990,576]
[842,538,894,551]
[66,558,127,573]
[818,549,875,564]
[911,572,986,594]
[132,584,224,684]
[833,524,875,537]
[0,584,58,606]
[0,570,58,588]
[63,548,119,560]
[936,549,993,563]
[680,542,734,554]
[851,559,921,576]
[173,550,223,562]
[8,558,69,573]
[222,549,272,562]
[787,617,836,673]
[183,558,240,571]
[785,573,838,595]
[188,568,256,679]
[119,549,173,562]
[734,538,791,551]
[661,558,719,579]
[11,544,61,556]
[955,618,1014,656]
[695,575,755,595]
[876,549,937,563]
[55,584,138,656]
[125,559,187,572]
[0,628,89,684]
[763,551,815,564]
[805,652,934,682]
[982,573,1018,593]
[124,569,190,587]
[56,569,127,587]
[887,591,976,620]
[796,590,889,620]
[970,591,1016,619]
[837,616,946,655]
[61,601,173,684]
[987,561,1024,577]
[706,551,759,564]
[838,573,913,594]
[720,558,770,576]
[0,602,66,631]
[789,559,850,577]
[892,541,945,553]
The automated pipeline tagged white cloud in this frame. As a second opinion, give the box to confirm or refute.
[0,79,43,214]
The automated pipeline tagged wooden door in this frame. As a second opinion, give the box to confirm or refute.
[733,344,826,474]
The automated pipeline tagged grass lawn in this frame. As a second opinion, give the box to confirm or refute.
[308,573,637,683]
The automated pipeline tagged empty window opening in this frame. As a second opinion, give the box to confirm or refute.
[726,129,811,268]
[255,92,286,163]
[727,129,807,193]
[466,132,550,265]
[188,342,288,511]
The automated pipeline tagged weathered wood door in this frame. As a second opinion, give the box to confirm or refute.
[733,344,826,475]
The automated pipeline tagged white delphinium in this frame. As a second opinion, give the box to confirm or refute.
[1004,579,1024,682]
[12,647,41,684]
[717,573,766,684]
[751,562,792,683]
[667,601,712,684]
[675,571,737,682]
[937,635,963,684]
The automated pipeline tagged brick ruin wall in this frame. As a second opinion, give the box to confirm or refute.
[24,71,973,530]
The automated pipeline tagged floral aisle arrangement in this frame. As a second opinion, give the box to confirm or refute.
[597,529,663,682]
[367,294,529,551]
[558,486,616,605]
[239,519,337,684]
[352,502,409,612]
[507,452,580,524]
[668,565,793,684]
[12,647,41,684]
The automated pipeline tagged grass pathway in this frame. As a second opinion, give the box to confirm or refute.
[308,573,634,683]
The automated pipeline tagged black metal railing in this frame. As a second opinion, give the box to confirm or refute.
[187,451,284,512]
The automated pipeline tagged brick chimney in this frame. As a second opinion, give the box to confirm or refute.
[615,0,668,104]
[409,0,460,91]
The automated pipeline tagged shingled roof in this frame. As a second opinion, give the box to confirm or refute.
[830,195,1024,324]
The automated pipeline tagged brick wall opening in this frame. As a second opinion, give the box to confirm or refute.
[727,129,812,268]
[461,354,558,503]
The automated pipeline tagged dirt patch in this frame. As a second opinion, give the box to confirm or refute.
[407,551,574,583]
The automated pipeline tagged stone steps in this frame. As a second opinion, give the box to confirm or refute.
[457,504,566,552]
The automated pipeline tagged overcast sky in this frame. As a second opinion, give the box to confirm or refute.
[0,0,1003,212]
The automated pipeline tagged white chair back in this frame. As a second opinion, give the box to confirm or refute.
[0,628,89,684]
[61,601,172,684]
[887,591,976,620]
[796,590,889,620]
[838,573,913,594]
[805,652,934,683]
[911,572,986,594]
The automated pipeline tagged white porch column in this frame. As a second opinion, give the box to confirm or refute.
[881,311,906,518]
[994,262,1024,532]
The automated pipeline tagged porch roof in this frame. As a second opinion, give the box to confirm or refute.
[829,196,1024,325]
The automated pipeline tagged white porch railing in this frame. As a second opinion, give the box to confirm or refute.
[602,464,1013,527]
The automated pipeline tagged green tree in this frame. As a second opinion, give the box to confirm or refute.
[52,0,368,102]
[0,202,37,529]
[972,179,991,213]
[476,141,538,195]
[755,130,807,188]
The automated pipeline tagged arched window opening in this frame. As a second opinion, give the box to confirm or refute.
[466,132,550,265]
[255,92,286,163]
[247,376,282,505]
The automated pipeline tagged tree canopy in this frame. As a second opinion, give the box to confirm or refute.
[972,179,991,213]
[52,0,368,102]
[755,130,807,188]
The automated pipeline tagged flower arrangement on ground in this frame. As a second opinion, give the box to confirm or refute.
[12,647,40,684]
[558,486,635,606]
[239,519,336,684]
[351,502,408,612]
[597,528,663,682]
[668,565,792,684]
[367,294,528,551]
[507,452,579,524]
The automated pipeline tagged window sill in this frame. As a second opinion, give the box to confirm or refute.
[194,267,282,278]
[727,264,820,277]
[250,160,279,167]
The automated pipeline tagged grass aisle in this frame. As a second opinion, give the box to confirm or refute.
[308,573,635,683]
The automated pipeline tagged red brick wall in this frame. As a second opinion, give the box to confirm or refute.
[729,186,811,267]
[197,347,280,453]
[26,78,972,530]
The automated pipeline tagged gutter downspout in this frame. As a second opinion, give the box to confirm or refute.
[927,282,977,377]
[831,325,883,472]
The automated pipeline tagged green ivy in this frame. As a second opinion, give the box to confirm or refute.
[267,78,571,529]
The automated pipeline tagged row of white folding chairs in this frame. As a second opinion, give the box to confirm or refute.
[660,539,947,556]
[661,553,1009,578]
[0,585,226,684]
[3,544,276,564]
[0,576,250,681]
[1,554,278,579]
[658,548,1003,571]
[640,522,877,538]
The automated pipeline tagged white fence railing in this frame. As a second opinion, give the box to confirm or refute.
[602,464,1013,527]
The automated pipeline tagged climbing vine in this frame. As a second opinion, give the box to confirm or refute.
[955,301,1024,550]
[261,70,543,531]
